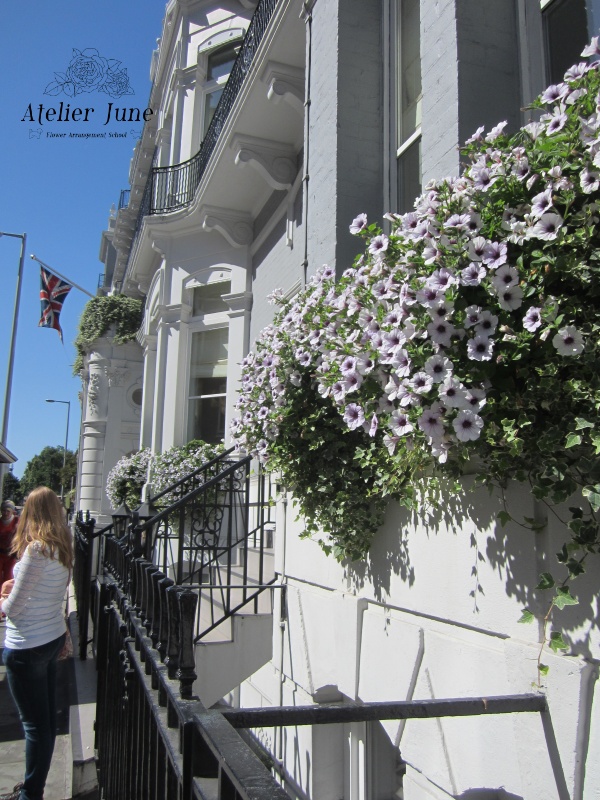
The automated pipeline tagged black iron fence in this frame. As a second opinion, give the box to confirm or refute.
[73,511,113,660]
[102,453,276,643]
[96,578,290,800]
[88,449,551,800]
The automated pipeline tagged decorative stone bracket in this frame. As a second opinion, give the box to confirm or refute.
[200,205,253,247]
[261,62,305,116]
[231,134,297,191]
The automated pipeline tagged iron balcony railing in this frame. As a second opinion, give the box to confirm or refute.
[129,0,278,250]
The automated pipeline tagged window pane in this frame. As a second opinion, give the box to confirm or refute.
[397,136,421,213]
[188,395,226,443]
[189,328,228,390]
[192,281,231,316]
[207,43,240,82]
[189,377,227,400]
[544,0,588,84]
[398,0,422,145]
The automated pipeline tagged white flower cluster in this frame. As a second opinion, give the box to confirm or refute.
[106,448,153,510]
[105,442,224,509]
[232,50,595,467]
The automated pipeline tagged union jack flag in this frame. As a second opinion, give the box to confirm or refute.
[39,266,72,342]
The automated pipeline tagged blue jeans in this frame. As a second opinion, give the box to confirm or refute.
[3,633,66,800]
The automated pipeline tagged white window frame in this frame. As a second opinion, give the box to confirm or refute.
[183,268,232,445]
[388,0,422,214]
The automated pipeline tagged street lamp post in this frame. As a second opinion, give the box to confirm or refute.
[46,399,70,500]
[0,231,27,448]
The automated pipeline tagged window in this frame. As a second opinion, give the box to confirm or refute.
[395,0,422,212]
[542,0,592,83]
[192,280,231,316]
[202,43,240,138]
[187,328,228,444]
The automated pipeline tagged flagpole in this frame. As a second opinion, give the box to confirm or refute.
[30,254,95,298]
[1,232,27,447]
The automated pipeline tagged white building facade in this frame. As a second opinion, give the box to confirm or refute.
[78,0,600,797]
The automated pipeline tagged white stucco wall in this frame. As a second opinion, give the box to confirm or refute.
[236,480,600,800]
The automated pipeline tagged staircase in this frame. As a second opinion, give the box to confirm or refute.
[88,449,278,706]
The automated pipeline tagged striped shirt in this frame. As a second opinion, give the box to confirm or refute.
[3,542,69,650]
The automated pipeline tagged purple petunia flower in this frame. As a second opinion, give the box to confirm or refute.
[461,263,486,286]
[482,241,507,269]
[523,307,542,332]
[343,403,365,430]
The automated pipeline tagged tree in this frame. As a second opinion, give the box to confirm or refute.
[20,446,77,499]
[2,470,23,505]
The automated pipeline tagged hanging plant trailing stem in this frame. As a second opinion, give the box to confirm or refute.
[231,45,600,680]
[73,294,144,374]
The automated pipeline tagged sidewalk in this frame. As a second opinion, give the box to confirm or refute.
[0,590,98,800]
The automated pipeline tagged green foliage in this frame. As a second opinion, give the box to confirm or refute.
[20,446,77,499]
[105,441,225,510]
[2,471,23,505]
[73,294,144,374]
[231,52,600,676]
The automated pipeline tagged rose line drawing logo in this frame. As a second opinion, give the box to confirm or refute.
[44,48,134,99]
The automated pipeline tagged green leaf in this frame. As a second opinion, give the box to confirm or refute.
[554,587,578,610]
[518,609,535,624]
[565,433,582,448]
[498,510,512,527]
[582,485,600,512]
[575,417,594,430]
[538,664,550,676]
[523,516,546,531]
[549,631,569,652]
[536,572,555,591]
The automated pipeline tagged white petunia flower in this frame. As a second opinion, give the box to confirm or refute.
[424,354,453,383]
[453,410,484,442]
[390,410,414,436]
[418,407,445,439]
[475,310,499,337]
[409,372,434,394]
[349,213,368,234]
[496,285,524,311]
[552,326,585,356]
[581,167,600,194]
[467,335,494,361]
[369,234,389,257]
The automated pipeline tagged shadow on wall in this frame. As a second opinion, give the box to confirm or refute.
[344,475,599,656]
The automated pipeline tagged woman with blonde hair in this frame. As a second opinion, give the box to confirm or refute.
[0,487,73,800]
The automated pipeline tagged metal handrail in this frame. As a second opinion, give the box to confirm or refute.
[148,444,237,507]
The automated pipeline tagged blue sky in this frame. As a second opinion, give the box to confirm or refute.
[0,1,166,477]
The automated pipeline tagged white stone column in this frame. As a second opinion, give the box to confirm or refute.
[224,291,253,445]
[140,336,157,448]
